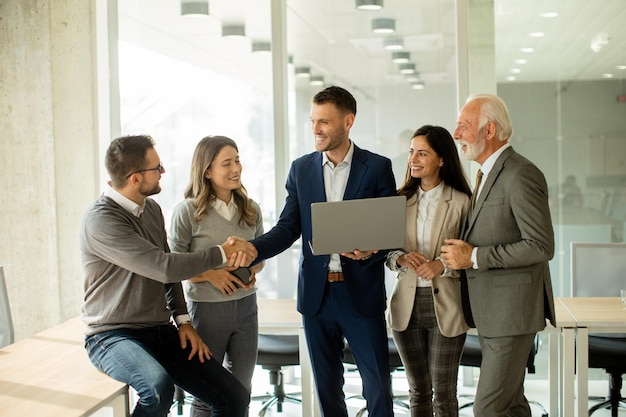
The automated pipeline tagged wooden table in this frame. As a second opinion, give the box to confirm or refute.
[556,297,626,416]
[257,298,319,417]
[0,316,129,417]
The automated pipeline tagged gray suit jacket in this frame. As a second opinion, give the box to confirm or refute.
[387,184,470,337]
[463,147,555,337]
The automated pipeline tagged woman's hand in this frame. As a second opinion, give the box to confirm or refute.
[187,268,255,296]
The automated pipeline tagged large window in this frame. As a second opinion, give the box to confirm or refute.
[114,0,626,306]
[117,0,282,297]
[493,1,626,297]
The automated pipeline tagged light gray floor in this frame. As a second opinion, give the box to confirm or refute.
[168,362,625,417]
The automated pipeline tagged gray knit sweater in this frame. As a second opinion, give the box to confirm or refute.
[169,197,263,302]
[80,195,226,336]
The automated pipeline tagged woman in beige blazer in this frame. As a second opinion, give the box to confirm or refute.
[386,125,471,417]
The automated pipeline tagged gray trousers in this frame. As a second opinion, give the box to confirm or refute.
[474,332,536,417]
[188,294,258,417]
[392,287,466,417]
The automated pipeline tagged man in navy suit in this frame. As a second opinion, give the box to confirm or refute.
[250,86,396,417]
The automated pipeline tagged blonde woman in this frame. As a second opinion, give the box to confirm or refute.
[170,135,263,417]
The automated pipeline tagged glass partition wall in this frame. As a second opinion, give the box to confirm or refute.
[113,0,625,319]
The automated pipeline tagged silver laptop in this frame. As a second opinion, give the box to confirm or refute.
[309,195,406,255]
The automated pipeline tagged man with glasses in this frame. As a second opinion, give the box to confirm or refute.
[80,134,257,417]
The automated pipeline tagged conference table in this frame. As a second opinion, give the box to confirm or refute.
[0,316,129,417]
[257,298,320,417]
[556,297,626,417]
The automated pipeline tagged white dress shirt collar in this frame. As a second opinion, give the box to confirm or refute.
[480,142,511,177]
[321,140,355,168]
[210,196,237,221]
[103,185,145,218]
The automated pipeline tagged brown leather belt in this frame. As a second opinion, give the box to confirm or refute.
[327,272,344,282]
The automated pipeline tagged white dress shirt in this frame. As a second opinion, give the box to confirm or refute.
[322,141,355,272]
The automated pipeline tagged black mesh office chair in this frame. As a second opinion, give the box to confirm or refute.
[343,337,410,417]
[254,334,301,416]
[588,335,626,416]
[459,334,548,417]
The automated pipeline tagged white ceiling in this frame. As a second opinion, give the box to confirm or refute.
[117,0,626,94]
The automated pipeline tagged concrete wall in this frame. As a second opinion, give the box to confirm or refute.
[0,0,100,340]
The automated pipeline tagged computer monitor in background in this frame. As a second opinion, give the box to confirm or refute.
[570,242,626,297]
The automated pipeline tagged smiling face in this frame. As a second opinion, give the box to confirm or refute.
[205,145,242,202]
[310,102,353,156]
[453,100,488,163]
[408,135,443,189]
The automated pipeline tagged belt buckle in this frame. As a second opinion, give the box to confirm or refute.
[328,272,343,282]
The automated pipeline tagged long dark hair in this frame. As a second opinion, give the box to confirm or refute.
[398,125,471,199]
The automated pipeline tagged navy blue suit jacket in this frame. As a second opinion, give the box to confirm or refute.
[251,144,397,317]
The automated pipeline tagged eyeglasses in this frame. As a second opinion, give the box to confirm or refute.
[125,162,164,179]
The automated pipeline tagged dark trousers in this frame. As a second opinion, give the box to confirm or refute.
[303,281,393,417]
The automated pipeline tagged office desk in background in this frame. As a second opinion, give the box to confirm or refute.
[257,298,320,417]
[0,316,129,417]
[557,297,626,417]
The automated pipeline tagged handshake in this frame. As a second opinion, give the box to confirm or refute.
[221,236,258,267]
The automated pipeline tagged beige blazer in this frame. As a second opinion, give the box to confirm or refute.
[387,184,470,337]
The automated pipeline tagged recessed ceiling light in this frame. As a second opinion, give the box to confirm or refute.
[520,47,534,53]
[591,32,610,53]
[540,12,559,18]
[222,24,246,38]
[411,81,425,90]
[251,41,271,53]
[602,73,614,78]
[310,75,325,86]
[372,18,395,34]
[295,67,311,77]
[356,0,383,11]
[383,37,404,50]
[514,59,527,64]
[391,52,410,63]
[617,65,626,70]
[510,68,521,74]
[529,32,545,38]
[399,63,416,74]
[180,0,209,17]
[506,76,516,81]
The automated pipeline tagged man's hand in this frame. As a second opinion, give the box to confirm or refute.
[222,236,258,267]
[340,249,378,261]
[178,323,211,363]
[440,239,474,270]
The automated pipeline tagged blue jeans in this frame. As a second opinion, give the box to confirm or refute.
[85,324,250,417]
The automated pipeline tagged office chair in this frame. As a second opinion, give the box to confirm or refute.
[459,334,548,417]
[254,334,301,416]
[343,337,410,417]
[587,335,626,417]
[170,385,192,416]
[0,266,15,348]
